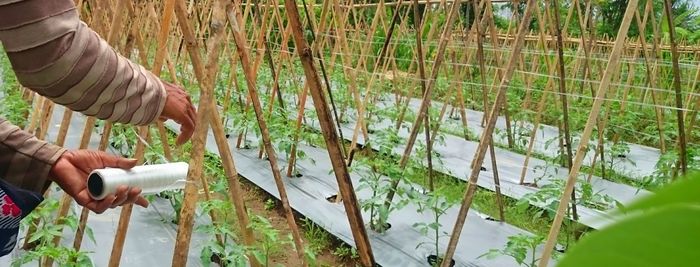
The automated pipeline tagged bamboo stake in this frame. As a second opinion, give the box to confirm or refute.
[663,0,688,177]
[472,0,505,222]
[284,0,376,264]
[345,0,408,150]
[104,3,172,267]
[25,96,44,134]
[551,0,578,221]
[227,7,309,265]
[382,0,462,212]
[169,0,228,265]
[36,100,55,141]
[441,1,536,265]
[168,0,261,264]
[408,0,436,191]
[538,1,639,265]
[287,0,334,177]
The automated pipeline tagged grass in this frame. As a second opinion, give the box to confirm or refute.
[301,218,333,255]
[397,161,581,246]
[0,47,30,128]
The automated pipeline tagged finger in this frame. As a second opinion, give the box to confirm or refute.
[176,113,196,145]
[135,196,149,208]
[188,105,197,125]
[98,151,138,169]
[111,186,129,208]
[125,187,144,207]
[87,194,116,214]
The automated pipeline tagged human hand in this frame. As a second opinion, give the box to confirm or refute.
[160,81,197,145]
[49,150,148,214]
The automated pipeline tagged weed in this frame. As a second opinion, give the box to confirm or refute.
[264,199,276,211]
[332,245,359,260]
[301,218,331,254]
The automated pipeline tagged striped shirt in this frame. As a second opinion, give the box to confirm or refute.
[0,0,167,194]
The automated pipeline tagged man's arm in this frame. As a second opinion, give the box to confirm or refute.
[0,0,196,210]
[0,118,65,194]
[0,0,166,125]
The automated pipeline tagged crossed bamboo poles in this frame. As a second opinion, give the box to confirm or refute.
[21,0,698,267]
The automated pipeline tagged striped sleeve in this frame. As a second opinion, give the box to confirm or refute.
[0,119,65,194]
[0,0,167,125]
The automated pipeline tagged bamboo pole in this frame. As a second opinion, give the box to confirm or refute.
[472,0,505,222]
[287,0,334,177]
[169,0,228,265]
[227,6,309,265]
[382,0,463,212]
[551,0,578,221]
[440,1,536,265]
[284,0,376,264]
[663,0,688,176]
[538,1,639,265]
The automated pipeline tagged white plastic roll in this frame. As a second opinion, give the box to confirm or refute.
[88,162,189,200]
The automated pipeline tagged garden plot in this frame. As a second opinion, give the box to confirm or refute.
[301,100,650,229]
[391,97,661,181]
[164,120,555,267]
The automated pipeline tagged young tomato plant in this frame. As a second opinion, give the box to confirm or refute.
[197,199,247,267]
[357,129,408,233]
[15,198,95,266]
[410,186,458,267]
[479,233,556,267]
[248,215,286,266]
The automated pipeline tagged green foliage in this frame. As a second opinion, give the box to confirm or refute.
[160,189,184,224]
[355,135,409,233]
[332,244,359,261]
[264,198,276,211]
[0,49,29,127]
[0,88,28,128]
[14,198,95,266]
[249,215,286,266]
[516,178,620,218]
[301,218,330,254]
[197,199,245,267]
[644,144,700,189]
[410,187,459,259]
[558,173,700,267]
[479,234,549,267]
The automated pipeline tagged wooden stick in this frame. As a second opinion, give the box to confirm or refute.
[169,0,228,265]
[538,1,639,265]
[472,0,505,222]
[287,0,333,177]
[663,0,688,176]
[382,0,462,211]
[284,0,376,264]
[551,0,578,221]
[227,7,309,265]
[441,1,536,265]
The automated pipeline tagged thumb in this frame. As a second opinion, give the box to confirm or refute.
[118,158,139,169]
[98,151,138,169]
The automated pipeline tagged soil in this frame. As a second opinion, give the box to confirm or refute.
[237,180,360,267]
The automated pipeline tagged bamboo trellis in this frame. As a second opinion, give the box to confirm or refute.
[15,0,698,267]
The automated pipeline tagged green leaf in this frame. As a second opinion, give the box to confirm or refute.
[558,205,700,267]
[85,227,96,245]
[621,173,700,213]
